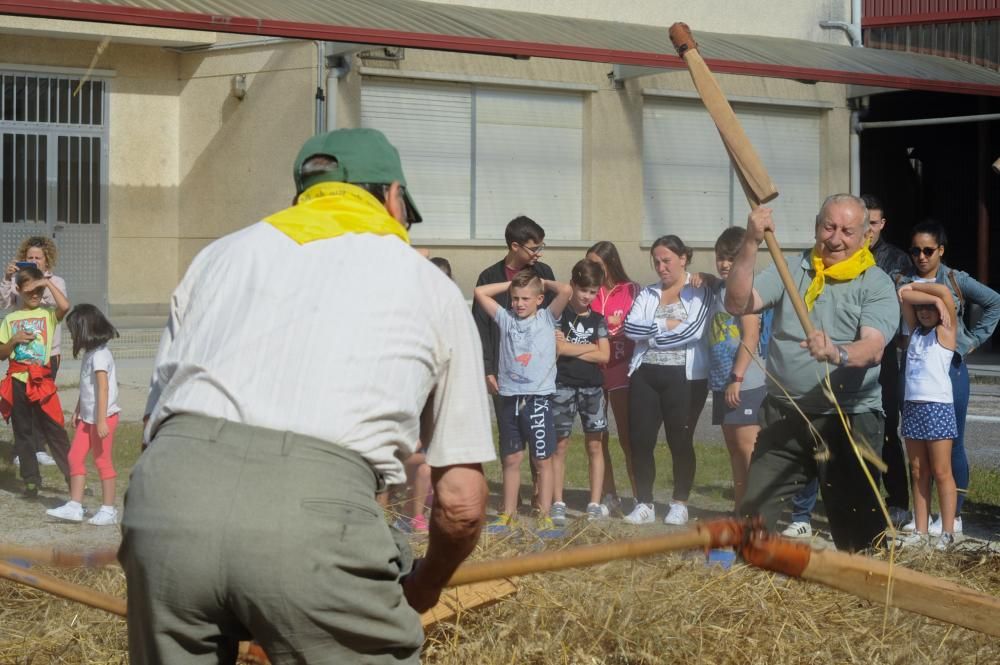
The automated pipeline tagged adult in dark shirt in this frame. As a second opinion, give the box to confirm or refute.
[865,195,912,524]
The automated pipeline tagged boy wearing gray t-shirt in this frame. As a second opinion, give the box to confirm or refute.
[473,271,571,533]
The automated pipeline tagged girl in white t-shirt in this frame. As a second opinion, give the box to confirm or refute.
[45,305,121,526]
[898,282,958,550]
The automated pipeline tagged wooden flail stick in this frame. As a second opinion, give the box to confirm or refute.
[668,21,814,336]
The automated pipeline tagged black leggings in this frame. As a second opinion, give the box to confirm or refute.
[628,364,695,504]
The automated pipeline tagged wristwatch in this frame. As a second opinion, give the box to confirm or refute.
[836,345,849,366]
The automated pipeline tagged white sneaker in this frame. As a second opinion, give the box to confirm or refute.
[901,518,916,533]
[898,531,928,548]
[929,515,962,535]
[781,522,812,538]
[87,506,118,526]
[12,456,19,466]
[663,502,689,526]
[35,451,56,466]
[623,502,655,525]
[934,532,955,551]
[46,501,84,522]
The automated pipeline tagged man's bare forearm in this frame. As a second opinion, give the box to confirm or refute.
[418,464,488,588]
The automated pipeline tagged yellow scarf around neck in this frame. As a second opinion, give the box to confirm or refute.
[265,182,410,245]
[804,242,876,311]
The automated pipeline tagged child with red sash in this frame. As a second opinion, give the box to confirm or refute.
[0,265,71,497]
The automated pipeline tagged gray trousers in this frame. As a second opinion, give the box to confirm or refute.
[119,414,423,665]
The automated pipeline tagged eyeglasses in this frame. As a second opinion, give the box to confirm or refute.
[520,243,546,255]
[909,246,940,258]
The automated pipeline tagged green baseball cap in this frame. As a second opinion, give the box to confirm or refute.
[293,128,421,224]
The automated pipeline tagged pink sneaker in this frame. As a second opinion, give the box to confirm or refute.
[411,514,429,533]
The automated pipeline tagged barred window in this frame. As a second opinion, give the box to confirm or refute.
[1,74,104,126]
[0,72,106,225]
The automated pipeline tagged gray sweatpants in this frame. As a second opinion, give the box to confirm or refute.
[119,414,423,665]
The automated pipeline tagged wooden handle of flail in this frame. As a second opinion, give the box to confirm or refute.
[763,229,814,336]
[1,543,119,568]
[0,558,126,617]
[743,533,1000,637]
[668,21,814,337]
[448,518,744,586]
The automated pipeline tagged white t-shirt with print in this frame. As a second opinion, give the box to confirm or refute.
[78,345,120,423]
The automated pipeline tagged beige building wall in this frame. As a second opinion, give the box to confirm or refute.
[176,43,316,270]
[0,31,187,313]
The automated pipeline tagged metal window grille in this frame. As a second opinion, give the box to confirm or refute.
[0,72,107,226]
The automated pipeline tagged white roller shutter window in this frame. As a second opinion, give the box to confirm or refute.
[474,88,583,240]
[362,80,583,241]
[643,100,730,242]
[643,98,821,245]
[361,80,472,240]
[739,105,821,246]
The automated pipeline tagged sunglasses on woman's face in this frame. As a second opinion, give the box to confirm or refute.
[909,246,940,258]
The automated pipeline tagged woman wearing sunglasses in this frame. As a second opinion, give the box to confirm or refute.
[898,220,1000,537]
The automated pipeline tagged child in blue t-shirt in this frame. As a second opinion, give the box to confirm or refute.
[473,270,571,533]
[708,228,768,512]
[551,259,610,525]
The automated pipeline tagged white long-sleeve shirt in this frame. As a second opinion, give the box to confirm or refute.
[623,274,713,380]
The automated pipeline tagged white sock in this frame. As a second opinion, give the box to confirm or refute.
[100,505,116,512]
[66,501,82,510]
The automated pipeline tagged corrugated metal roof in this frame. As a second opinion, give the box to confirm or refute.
[864,0,1000,24]
[4,0,1000,96]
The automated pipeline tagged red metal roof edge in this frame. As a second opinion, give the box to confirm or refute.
[3,0,1000,97]
[863,8,1000,27]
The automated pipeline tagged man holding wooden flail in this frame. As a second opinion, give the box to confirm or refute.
[121,129,494,664]
[725,194,900,552]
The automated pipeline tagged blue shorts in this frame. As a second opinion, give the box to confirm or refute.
[901,401,957,440]
[711,386,766,426]
[498,395,556,461]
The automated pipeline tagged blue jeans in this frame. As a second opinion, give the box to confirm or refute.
[949,356,970,516]
[790,477,818,524]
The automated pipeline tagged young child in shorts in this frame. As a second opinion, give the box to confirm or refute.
[708,228,768,512]
[898,281,958,550]
[474,270,571,533]
[551,259,610,525]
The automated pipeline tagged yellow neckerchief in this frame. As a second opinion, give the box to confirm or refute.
[803,241,876,311]
[265,182,410,245]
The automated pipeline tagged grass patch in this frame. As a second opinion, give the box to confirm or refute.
[0,422,144,496]
[480,431,1000,515]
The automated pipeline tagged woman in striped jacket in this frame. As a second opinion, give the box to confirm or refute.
[622,235,713,526]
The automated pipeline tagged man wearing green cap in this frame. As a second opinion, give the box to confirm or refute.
[123,128,495,664]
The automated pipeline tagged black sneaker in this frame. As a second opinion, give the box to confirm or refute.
[22,482,39,499]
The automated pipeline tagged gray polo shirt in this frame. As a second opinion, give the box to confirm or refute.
[754,251,899,414]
